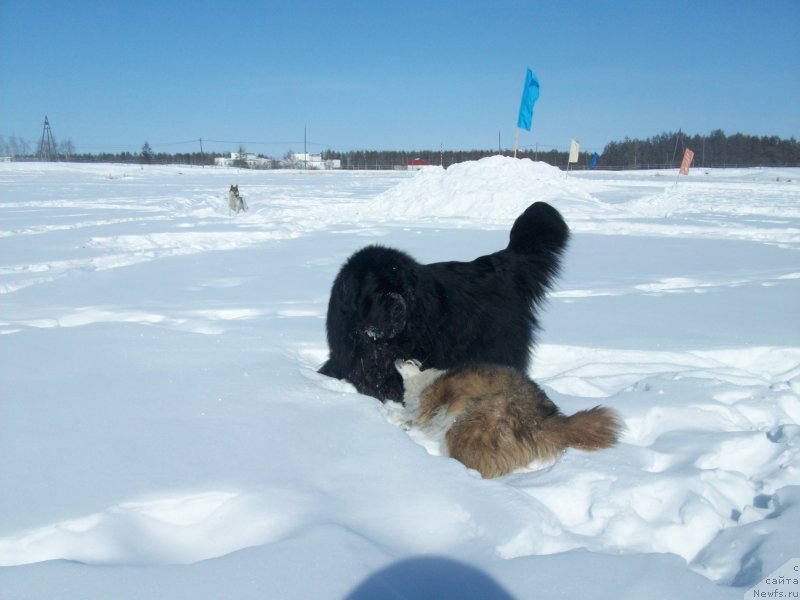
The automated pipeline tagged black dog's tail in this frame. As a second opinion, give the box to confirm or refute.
[506,202,570,300]
[507,202,570,257]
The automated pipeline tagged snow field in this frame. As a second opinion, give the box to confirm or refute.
[0,158,798,599]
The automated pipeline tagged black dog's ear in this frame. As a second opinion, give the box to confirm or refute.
[333,274,358,312]
[322,281,358,376]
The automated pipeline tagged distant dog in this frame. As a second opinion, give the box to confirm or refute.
[228,184,247,214]
[393,359,622,478]
[319,201,570,402]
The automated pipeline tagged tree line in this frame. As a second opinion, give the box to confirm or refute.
[601,130,800,169]
[2,130,798,169]
[329,131,800,169]
[320,148,582,169]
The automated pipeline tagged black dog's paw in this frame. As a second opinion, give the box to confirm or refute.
[318,359,337,377]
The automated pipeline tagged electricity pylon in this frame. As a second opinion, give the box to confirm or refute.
[38,116,58,161]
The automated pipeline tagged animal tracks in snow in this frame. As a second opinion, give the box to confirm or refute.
[509,343,800,583]
[532,344,800,398]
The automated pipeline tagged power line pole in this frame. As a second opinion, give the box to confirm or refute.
[701,136,706,168]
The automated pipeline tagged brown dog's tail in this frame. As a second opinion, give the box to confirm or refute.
[445,398,622,479]
[541,406,623,453]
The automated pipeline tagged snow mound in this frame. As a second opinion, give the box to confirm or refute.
[367,156,612,225]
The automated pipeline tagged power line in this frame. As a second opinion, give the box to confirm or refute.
[149,139,204,147]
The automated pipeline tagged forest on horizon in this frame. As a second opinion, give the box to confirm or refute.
[2,129,798,170]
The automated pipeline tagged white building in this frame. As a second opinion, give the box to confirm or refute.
[215,152,273,168]
[215,151,340,169]
[288,153,341,170]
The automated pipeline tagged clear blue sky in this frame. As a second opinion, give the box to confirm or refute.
[1,0,798,156]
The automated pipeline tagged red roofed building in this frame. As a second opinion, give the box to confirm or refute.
[407,157,433,171]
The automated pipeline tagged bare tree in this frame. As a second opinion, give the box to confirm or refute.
[141,141,155,164]
[8,135,31,158]
[59,138,75,160]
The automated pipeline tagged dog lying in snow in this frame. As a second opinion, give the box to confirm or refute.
[391,359,622,478]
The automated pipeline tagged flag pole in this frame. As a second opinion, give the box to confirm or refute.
[514,128,520,158]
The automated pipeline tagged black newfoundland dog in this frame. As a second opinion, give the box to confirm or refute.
[319,201,569,402]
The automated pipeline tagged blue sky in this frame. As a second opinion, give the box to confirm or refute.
[1,0,798,156]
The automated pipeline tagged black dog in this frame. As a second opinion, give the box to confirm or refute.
[319,202,569,402]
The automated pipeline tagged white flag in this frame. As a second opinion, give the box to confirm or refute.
[569,139,580,163]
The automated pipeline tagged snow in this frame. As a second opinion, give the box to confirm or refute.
[1,157,798,599]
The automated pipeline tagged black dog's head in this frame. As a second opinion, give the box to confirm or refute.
[360,286,407,341]
[329,245,417,344]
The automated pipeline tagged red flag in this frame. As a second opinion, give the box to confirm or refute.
[679,148,695,175]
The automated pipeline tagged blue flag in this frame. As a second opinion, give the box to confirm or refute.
[589,152,599,169]
[517,68,540,131]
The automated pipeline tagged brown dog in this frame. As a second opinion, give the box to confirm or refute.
[394,359,622,478]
